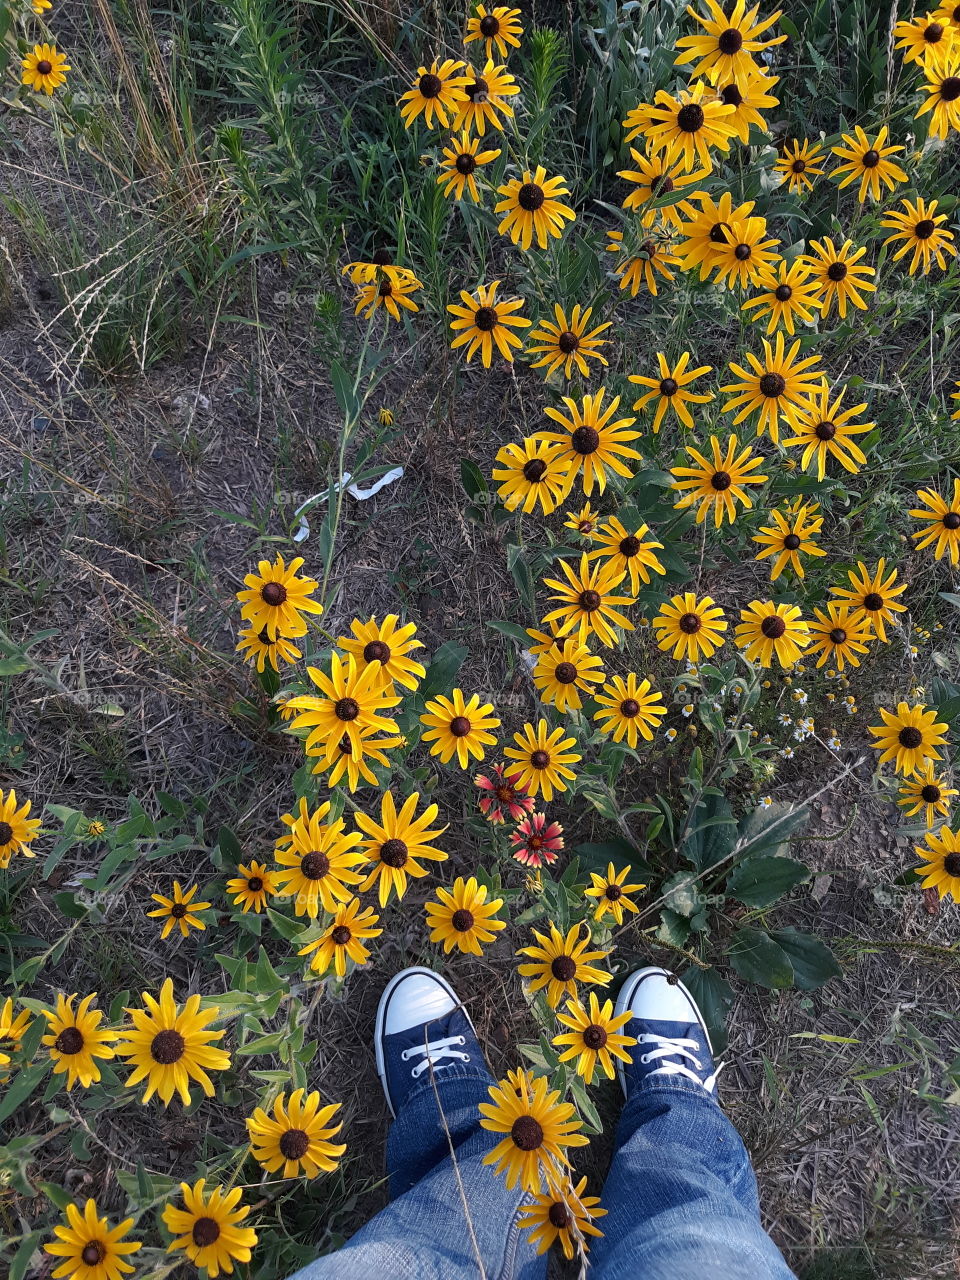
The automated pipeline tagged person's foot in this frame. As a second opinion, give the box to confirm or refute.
[374,966,488,1117]
[614,966,721,1099]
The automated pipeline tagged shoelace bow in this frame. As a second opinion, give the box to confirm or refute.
[401,1034,471,1079]
[636,1032,725,1093]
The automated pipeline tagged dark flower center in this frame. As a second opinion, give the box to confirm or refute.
[331,925,352,945]
[192,1217,221,1248]
[721,84,743,107]
[641,239,658,259]
[827,261,848,281]
[571,425,601,454]
[466,78,489,102]
[529,834,544,849]
[0,821,13,846]
[261,581,286,606]
[709,221,732,243]
[474,305,498,331]
[419,73,442,98]
[452,908,475,931]
[760,372,786,398]
[718,27,744,53]
[495,784,515,801]
[605,884,623,900]
[791,159,806,173]
[379,281,393,297]
[921,784,941,802]
[775,283,793,301]
[863,592,884,611]
[582,1024,608,1050]
[170,903,188,918]
[301,851,330,880]
[518,182,545,211]
[511,1115,544,1150]
[151,1029,185,1064]
[943,512,960,530]
[761,615,787,639]
[677,103,706,132]
[898,726,923,748]
[550,955,577,981]
[579,589,601,612]
[257,626,274,645]
[247,876,264,892]
[660,377,678,396]
[924,23,944,41]
[335,697,360,722]
[55,1027,84,1055]
[364,639,391,663]
[620,536,641,557]
[941,76,960,101]
[479,13,500,35]
[783,533,802,550]
[734,243,752,260]
[81,1243,106,1266]
[710,470,732,491]
[558,330,580,353]
[943,852,960,876]
[372,249,392,265]
[455,152,477,174]
[450,715,472,737]
[554,661,578,684]
[861,148,880,168]
[523,458,548,482]
[651,174,675,195]
[679,612,701,633]
[37,59,53,75]
[280,1128,311,1159]
[380,838,408,868]
[548,1202,571,1228]
[914,218,935,239]
[621,698,640,717]
[815,420,836,441]
[530,749,551,768]
[829,628,847,644]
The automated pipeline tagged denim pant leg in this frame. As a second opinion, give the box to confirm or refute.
[286,1066,548,1280]
[591,1081,797,1280]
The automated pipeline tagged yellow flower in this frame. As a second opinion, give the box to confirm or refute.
[420,688,500,768]
[354,273,423,321]
[246,1088,346,1178]
[805,603,872,671]
[451,59,519,134]
[236,553,323,639]
[517,921,611,1009]
[235,623,301,673]
[495,166,576,249]
[274,813,366,919]
[0,997,31,1068]
[674,191,755,277]
[629,351,714,432]
[553,991,637,1084]
[147,880,212,940]
[448,279,531,366]
[584,861,646,924]
[910,479,960,566]
[117,978,229,1106]
[517,1176,606,1260]
[642,80,738,172]
[914,826,960,901]
[829,558,907,643]
[616,148,711,225]
[720,332,824,445]
[831,125,907,203]
[752,501,826,580]
[586,516,666,593]
[226,861,278,914]
[593,673,666,747]
[781,383,873,480]
[21,43,70,94]
[425,875,506,954]
[674,0,786,83]
[880,197,957,275]
[337,614,426,691]
[526,304,611,379]
[536,389,641,494]
[479,1067,589,1192]
[605,228,683,296]
[45,1200,141,1280]
[504,720,581,801]
[492,436,573,515]
[437,131,502,201]
[298,895,383,977]
[653,592,727,662]
[356,791,447,906]
[542,552,636,648]
[894,13,956,66]
[899,765,958,828]
[465,5,524,59]
[670,433,769,526]
[42,994,118,1091]
[162,1180,257,1278]
[734,600,810,668]
[286,651,401,767]
[916,43,960,138]
[802,237,876,318]
[706,216,782,290]
[774,138,827,194]
[32,0,53,12]
[869,703,948,776]
[532,637,605,713]
[714,67,780,142]
[398,59,469,129]
[741,258,822,335]
[0,786,42,868]
[563,503,602,539]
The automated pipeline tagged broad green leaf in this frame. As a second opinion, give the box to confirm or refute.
[767,927,842,990]
[0,1061,49,1124]
[737,802,809,859]
[460,457,488,502]
[727,927,794,990]
[682,965,734,1053]
[486,619,532,645]
[10,1231,44,1280]
[681,793,737,872]
[659,871,701,918]
[726,856,810,908]
[417,641,469,701]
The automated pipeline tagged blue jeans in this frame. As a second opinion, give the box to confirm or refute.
[287,1060,796,1280]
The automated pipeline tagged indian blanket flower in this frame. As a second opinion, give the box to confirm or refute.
[147,880,212,940]
[899,765,958,828]
[628,351,714,432]
[587,516,666,593]
[829,559,907,643]
[537,388,641,494]
[910,479,960,565]
[775,138,827,194]
[495,166,576,249]
[337,614,426,691]
[717,67,780,142]
[298,896,383,977]
[162,1180,257,1278]
[398,59,470,129]
[437,132,502,202]
[674,0,787,84]
[585,862,646,925]
[0,998,31,1068]
[21,43,70,94]
[670,433,769,526]
[117,977,229,1106]
[504,721,581,801]
[286,651,401,766]
[553,992,637,1085]
[869,703,949,776]
[894,13,956,66]
[448,280,531,366]
[593,673,666,747]
[526,304,611,379]
[518,1177,606,1260]
[605,228,682,296]
[42,993,118,1091]
[641,79,738,172]
[707,216,782,290]
[420,688,501,767]
[674,191,756,277]
[492,436,573,515]
[720,333,824,445]
[617,148,710,225]
[831,125,907,203]
[425,875,506,954]
[914,827,960,901]
[803,237,877,318]
[236,553,323,639]
[752,501,826,580]
[479,1067,589,1192]
[734,601,810,669]
[510,813,565,867]
[274,815,366,919]
[805,603,872,671]
[916,43,960,138]
[44,1200,141,1280]
[532,637,605,713]
[465,5,524,59]
[741,259,822,335]
[517,921,611,1009]
[653,592,727,662]
[355,790,448,907]
[226,861,278,914]
[781,384,873,480]
[880,197,957,275]
[235,624,301,673]
[541,553,636,648]
[246,1089,346,1179]
[0,787,42,868]
[451,59,520,134]
[475,763,535,823]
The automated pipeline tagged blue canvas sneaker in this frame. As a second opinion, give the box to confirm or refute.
[614,966,722,1099]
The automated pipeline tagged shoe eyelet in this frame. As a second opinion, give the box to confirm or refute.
[639,1053,650,1064]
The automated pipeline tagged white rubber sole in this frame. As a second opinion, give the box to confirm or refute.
[373,966,466,1117]
[613,966,714,1097]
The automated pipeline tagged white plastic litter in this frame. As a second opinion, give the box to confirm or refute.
[292,467,404,542]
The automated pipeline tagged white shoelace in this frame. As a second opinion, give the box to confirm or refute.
[401,1034,471,1079]
[636,1032,724,1093]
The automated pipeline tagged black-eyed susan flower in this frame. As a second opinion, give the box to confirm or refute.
[741,259,821,335]
[526,304,611,380]
[587,516,666,593]
[32,0,53,13]
[553,992,636,1085]
[226,861,278,914]
[952,380,960,418]
[510,813,565,867]
[162,1180,257,1278]
[593,673,666,747]
[774,138,827,194]
[880,197,957,275]
[437,131,502,201]
[642,80,738,171]
[0,787,41,868]
[829,559,907,643]
[735,600,810,668]
[542,553,636,648]
[621,99,658,142]
[517,1177,606,1260]
[504,720,581,800]
[354,274,423,321]
[275,815,366,919]
[118,978,229,1106]
[236,623,301,673]
[617,148,710,226]
[0,998,31,1068]
[914,826,960,900]
[803,237,877,318]
[899,764,958,827]
[475,763,535,822]
[670,433,769,526]
[236,553,323,640]
[317,727,403,790]
[337,614,426,691]
[533,637,605,713]
[425,875,506,954]
[377,406,395,426]
[932,1,960,28]
[538,389,641,495]
[720,333,824,444]
[45,1200,141,1280]
[673,190,756,277]
[496,166,576,249]
[492,437,573,515]
[341,253,418,286]
[480,1067,589,1192]
[517,921,610,1009]
[628,351,714,432]
[246,1089,346,1179]
[653,592,728,662]
[585,862,645,924]
[605,228,682,296]
[448,280,531,366]
[276,795,331,853]
[21,43,70,94]
[465,5,524,59]
[420,688,500,767]
[916,43,960,138]
[869,703,949,776]
[287,651,401,765]
[805,603,872,670]
[451,59,519,134]
[148,881,212,940]
[781,383,873,480]
[356,791,447,906]
[831,125,907,203]
[752,500,826,580]
[41,994,118,1091]
[298,895,383,977]
[894,13,956,66]
[716,67,780,141]
[398,59,470,129]
[707,215,782,290]
[564,503,602,539]
[911,480,960,566]
[675,0,786,83]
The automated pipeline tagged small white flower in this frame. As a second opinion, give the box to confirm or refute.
[827,734,841,750]
[759,795,772,808]
[682,703,694,717]
[844,701,857,716]
[780,746,795,759]
[665,727,678,742]
[777,713,793,726]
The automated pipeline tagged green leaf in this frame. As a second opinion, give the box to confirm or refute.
[418,641,469,701]
[0,657,31,675]
[727,927,794,990]
[53,891,89,920]
[486,619,532,645]
[682,965,734,1054]
[659,871,702,918]
[460,457,488,502]
[726,856,810,908]
[681,793,738,872]
[218,826,245,865]
[330,361,359,423]
[0,1061,49,1124]
[737,802,809,859]
[767,927,842,990]
[267,909,309,942]
[10,1231,44,1280]
[575,839,650,877]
